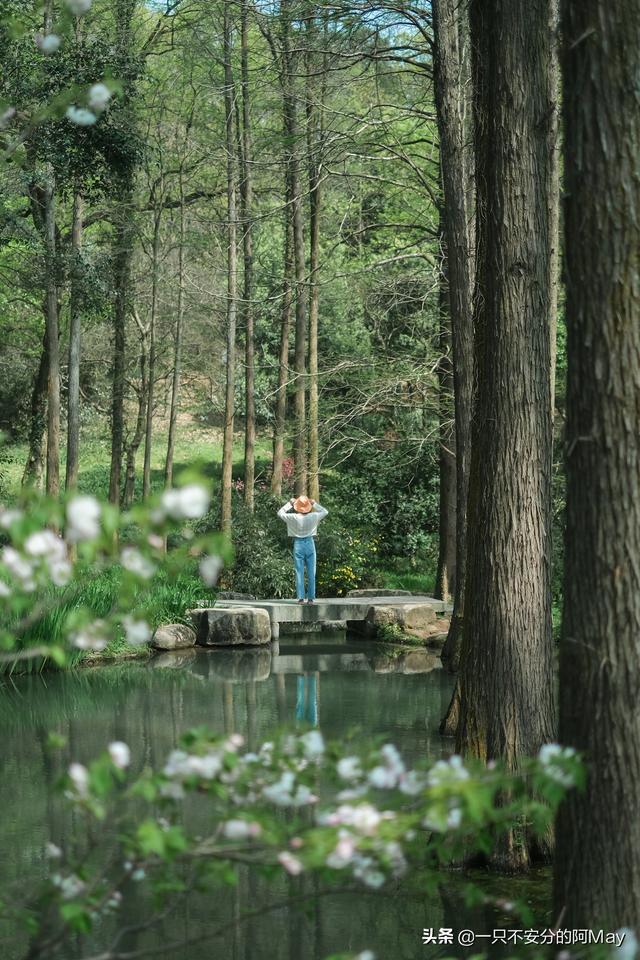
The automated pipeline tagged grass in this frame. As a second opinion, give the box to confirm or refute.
[1,419,274,502]
[377,562,435,595]
[5,564,213,675]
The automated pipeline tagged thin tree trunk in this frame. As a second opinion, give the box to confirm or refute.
[281,0,307,495]
[66,186,83,491]
[44,170,60,497]
[240,0,255,511]
[270,193,294,498]
[432,0,474,667]
[554,0,640,928]
[220,0,238,537]
[456,0,557,870]
[142,205,161,500]
[109,204,133,505]
[123,323,149,508]
[22,328,48,489]
[164,175,186,488]
[305,11,327,503]
[434,226,457,601]
[548,0,561,422]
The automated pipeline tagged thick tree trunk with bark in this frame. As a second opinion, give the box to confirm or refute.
[432,0,474,664]
[240,0,256,511]
[456,0,557,869]
[66,187,83,491]
[220,1,238,537]
[434,228,457,602]
[554,0,640,927]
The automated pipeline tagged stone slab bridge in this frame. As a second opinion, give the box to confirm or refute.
[189,590,452,646]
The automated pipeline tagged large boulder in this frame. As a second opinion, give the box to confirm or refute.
[190,607,272,646]
[349,602,439,641]
[401,603,437,631]
[152,623,197,650]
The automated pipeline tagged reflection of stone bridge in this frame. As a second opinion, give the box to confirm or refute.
[151,642,442,683]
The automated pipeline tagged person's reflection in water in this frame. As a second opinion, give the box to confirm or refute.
[295,673,319,726]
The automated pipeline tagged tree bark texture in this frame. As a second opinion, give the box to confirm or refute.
[142,205,161,500]
[43,171,60,497]
[271,189,294,498]
[434,228,457,602]
[456,0,557,867]
[281,0,307,495]
[22,328,48,489]
[432,0,474,664]
[65,187,84,491]
[240,0,256,511]
[108,201,134,505]
[164,175,186,489]
[220,1,238,537]
[554,0,640,928]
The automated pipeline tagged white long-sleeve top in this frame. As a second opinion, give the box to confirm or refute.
[277,500,328,538]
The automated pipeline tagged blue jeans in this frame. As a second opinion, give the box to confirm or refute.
[293,536,316,600]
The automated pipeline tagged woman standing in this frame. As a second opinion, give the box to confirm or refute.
[277,496,328,603]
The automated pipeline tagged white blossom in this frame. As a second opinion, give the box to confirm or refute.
[161,484,210,520]
[120,547,156,579]
[122,616,151,646]
[158,780,185,800]
[35,33,61,54]
[66,0,92,13]
[300,729,324,760]
[278,851,303,875]
[71,620,108,652]
[68,763,89,796]
[222,819,261,841]
[52,872,85,899]
[326,830,356,869]
[163,749,223,781]
[66,105,97,126]
[108,741,130,769]
[426,755,470,787]
[356,952,376,960]
[337,756,362,782]
[88,83,112,112]
[0,507,22,528]
[1,546,35,591]
[446,807,462,829]
[538,743,576,787]
[199,554,223,587]
[0,581,11,598]
[45,842,62,859]
[263,771,317,808]
[66,496,101,542]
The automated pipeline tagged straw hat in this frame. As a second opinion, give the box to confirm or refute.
[293,495,313,514]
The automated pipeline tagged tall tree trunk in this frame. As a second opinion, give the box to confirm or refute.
[240,0,256,511]
[456,0,557,870]
[108,203,133,505]
[434,227,457,602]
[554,0,640,927]
[43,170,60,497]
[305,11,327,503]
[66,186,83,491]
[220,0,238,536]
[270,192,294,498]
[548,0,561,422]
[142,205,161,500]
[123,324,149,508]
[281,0,307,495]
[22,328,48,489]
[432,0,475,666]
[164,175,186,488]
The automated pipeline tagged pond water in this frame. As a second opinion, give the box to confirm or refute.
[0,633,551,960]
